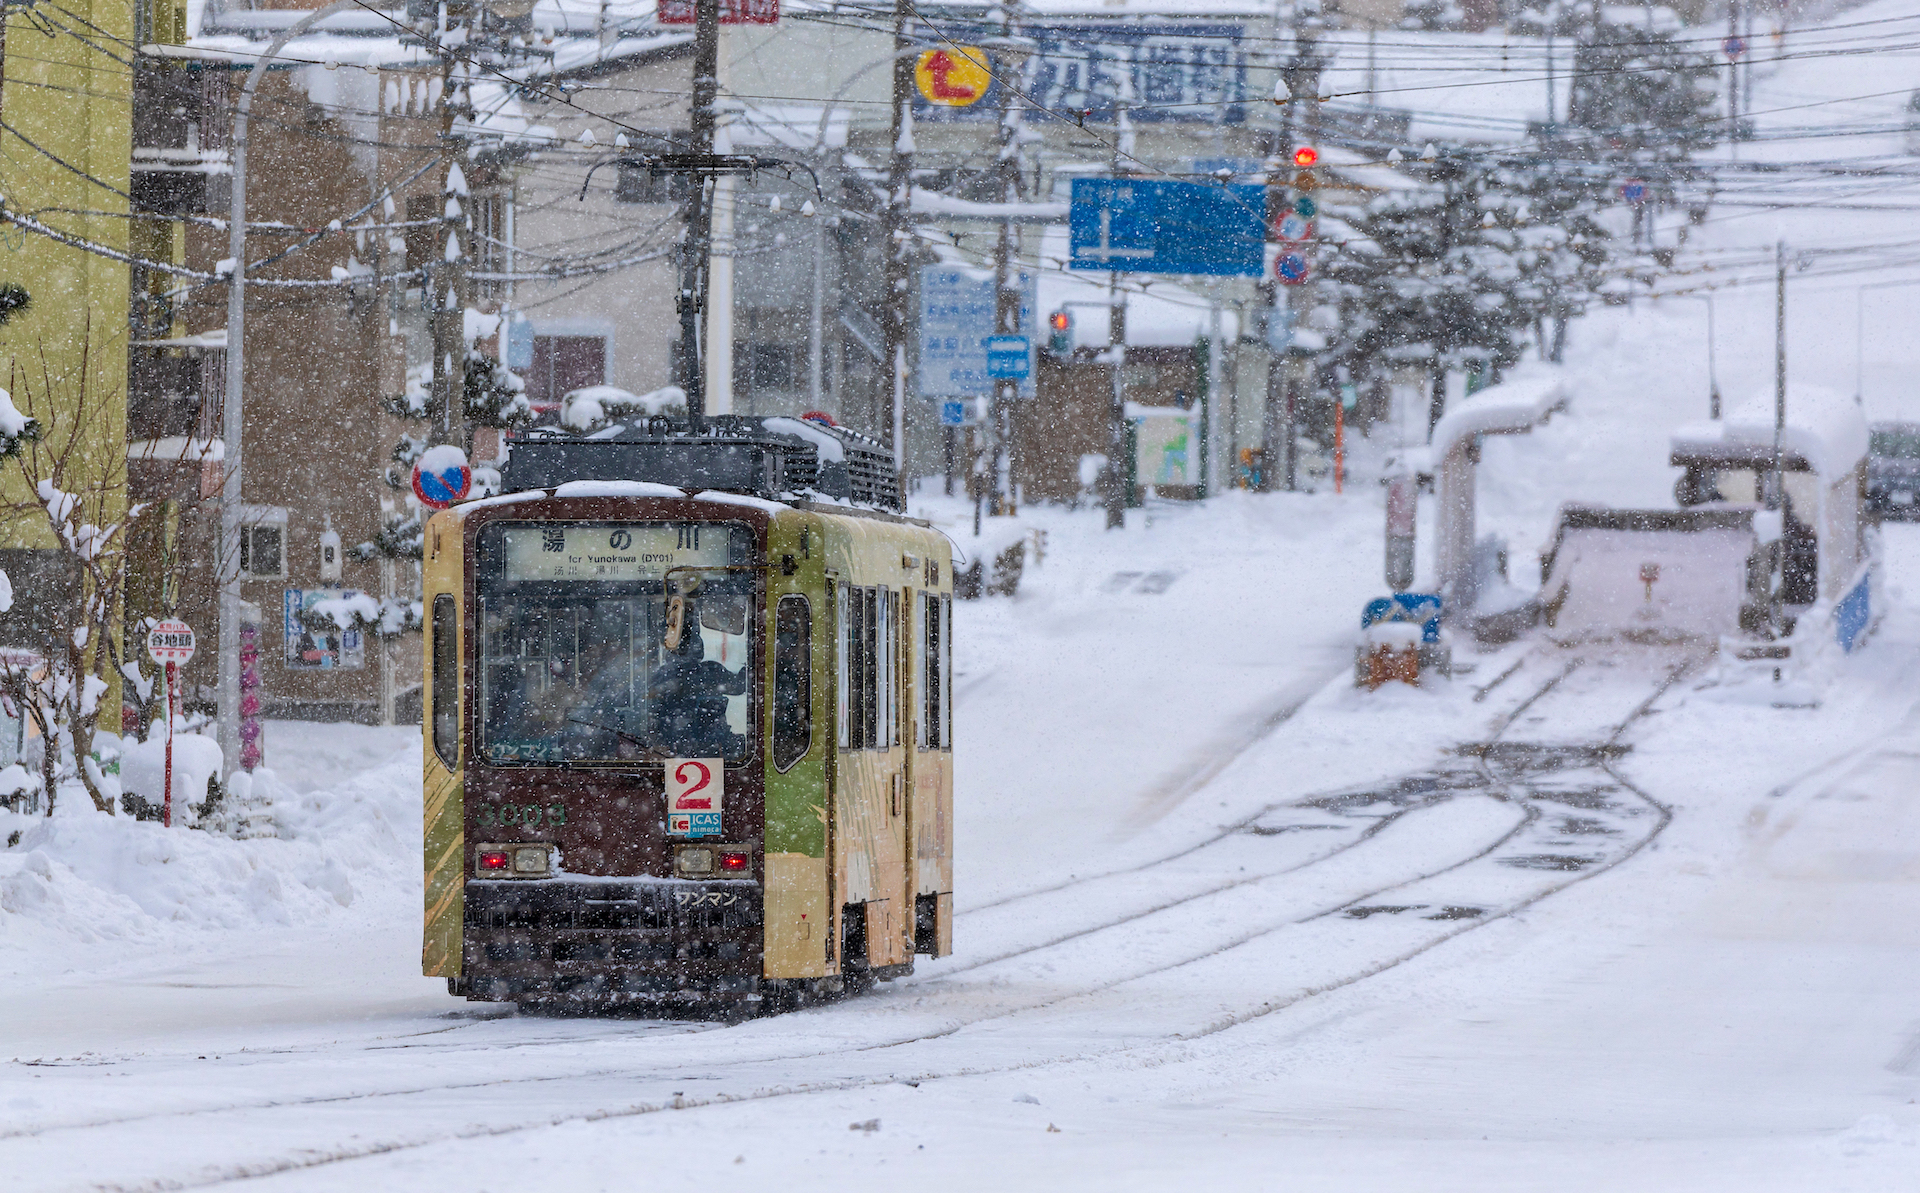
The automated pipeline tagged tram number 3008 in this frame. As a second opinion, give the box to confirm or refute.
[476,803,566,828]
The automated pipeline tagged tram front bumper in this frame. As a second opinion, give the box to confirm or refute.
[461,878,764,1003]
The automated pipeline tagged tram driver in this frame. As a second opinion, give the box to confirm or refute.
[645,603,747,758]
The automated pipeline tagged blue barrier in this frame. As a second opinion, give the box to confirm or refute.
[1363,593,1444,642]
[1835,567,1872,654]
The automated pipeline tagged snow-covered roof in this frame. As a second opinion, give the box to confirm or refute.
[912,191,1070,223]
[1671,385,1869,484]
[1316,145,1429,194]
[1430,369,1569,460]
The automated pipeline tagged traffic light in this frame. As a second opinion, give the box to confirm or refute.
[1287,144,1318,219]
[1048,309,1073,354]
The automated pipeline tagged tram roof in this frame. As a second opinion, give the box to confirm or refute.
[501,416,904,512]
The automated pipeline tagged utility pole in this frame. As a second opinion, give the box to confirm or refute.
[988,1,1028,516]
[430,64,472,453]
[1771,239,1785,513]
[881,0,915,467]
[1727,0,1740,139]
[679,0,721,433]
[1101,67,1134,528]
[219,0,357,778]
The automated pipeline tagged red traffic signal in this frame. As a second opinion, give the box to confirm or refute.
[1048,310,1071,332]
[1292,146,1319,168]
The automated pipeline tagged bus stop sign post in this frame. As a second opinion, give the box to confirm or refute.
[146,619,196,828]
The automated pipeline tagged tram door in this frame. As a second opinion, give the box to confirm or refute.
[834,579,912,969]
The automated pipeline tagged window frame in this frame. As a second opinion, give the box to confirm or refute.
[431,593,458,770]
[469,519,760,768]
[236,506,288,580]
[772,594,812,772]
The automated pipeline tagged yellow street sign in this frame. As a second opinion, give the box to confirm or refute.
[915,47,991,107]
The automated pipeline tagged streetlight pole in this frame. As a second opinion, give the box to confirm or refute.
[220,0,358,778]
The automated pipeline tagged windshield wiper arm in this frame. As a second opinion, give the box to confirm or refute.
[566,716,656,751]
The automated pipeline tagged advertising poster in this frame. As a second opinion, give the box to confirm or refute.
[283,590,365,670]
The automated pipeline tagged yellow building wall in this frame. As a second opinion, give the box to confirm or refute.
[0,3,134,696]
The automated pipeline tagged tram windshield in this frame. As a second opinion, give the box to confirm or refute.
[475,522,755,764]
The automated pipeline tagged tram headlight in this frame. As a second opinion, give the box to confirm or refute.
[513,846,551,875]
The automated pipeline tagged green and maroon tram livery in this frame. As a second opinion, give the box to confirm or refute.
[420,419,954,1010]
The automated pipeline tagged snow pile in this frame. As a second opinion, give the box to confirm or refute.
[119,729,226,812]
[561,385,687,432]
[0,725,420,949]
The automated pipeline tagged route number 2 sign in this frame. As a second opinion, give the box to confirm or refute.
[667,758,723,838]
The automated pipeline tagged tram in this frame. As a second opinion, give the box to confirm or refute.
[420,416,954,1012]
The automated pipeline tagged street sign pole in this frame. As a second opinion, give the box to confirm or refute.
[146,619,196,828]
[165,661,176,828]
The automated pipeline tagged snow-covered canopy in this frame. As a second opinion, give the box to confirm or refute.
[1430,369,1570,460]
[1672,385,1870,485]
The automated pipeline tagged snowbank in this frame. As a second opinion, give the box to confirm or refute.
[0,725,419,949]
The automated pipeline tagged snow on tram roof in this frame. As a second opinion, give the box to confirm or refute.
[1671,384,1869,484]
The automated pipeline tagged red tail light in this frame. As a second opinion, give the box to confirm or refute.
[718,850,750,873]
[479,850,511,872]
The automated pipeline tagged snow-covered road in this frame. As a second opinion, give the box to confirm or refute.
[9,509,1920,1190]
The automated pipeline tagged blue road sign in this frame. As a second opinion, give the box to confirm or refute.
[985,335,1031,379]
[1275,249,1311,285]
[938,399,978,427]
[1362,593,1443,642]
[919,266,1037,398]
[1723,34,1746,60]
[1621,178,1648,205]
[1069,178,1267,277]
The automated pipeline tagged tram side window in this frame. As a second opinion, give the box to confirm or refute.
[772,595,811,771]
[941,594,952,748]
[836,584,850,750]
[836,584,894,750]
[431,593,458,769]
[916,592,930,750]
[877,587,894,747]
[919,591,947,750]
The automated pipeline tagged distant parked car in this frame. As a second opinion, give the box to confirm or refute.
[1866,421,1920,519]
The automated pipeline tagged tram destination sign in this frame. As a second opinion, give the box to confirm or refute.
[499,524,732,583]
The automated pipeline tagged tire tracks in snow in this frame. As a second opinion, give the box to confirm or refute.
[8,645,1700,1192]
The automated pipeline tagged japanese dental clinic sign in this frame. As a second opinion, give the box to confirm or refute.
[919,266,1037,399]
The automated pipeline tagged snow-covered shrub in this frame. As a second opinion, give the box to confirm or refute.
[0,332,144,815]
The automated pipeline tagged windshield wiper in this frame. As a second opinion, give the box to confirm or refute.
[566,716,659,753]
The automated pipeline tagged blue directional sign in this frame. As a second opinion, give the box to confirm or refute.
[1069,178,1267,277]
[919,266,1037,398]
[985,335,1031,380]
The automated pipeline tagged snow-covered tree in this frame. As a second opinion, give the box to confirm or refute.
[0,332,138,815]
[1565,12,1722,165]
[1316,148,1613,432]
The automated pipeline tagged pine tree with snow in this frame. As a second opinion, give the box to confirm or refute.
[1316,147,1613,433]
[1564,11,1721,165]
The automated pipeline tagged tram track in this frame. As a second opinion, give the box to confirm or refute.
[4,643,1703,1192]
